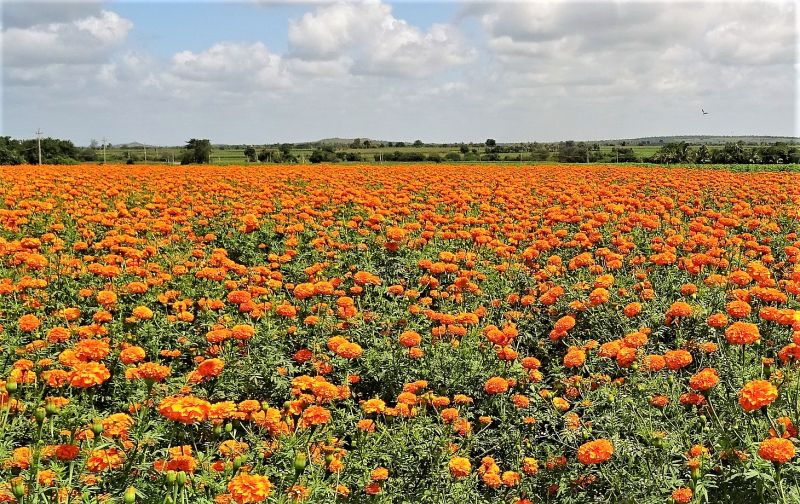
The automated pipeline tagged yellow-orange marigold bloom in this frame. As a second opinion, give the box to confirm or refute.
[399,330,422,348]
[198,358,225,378]
[577,439,613,465]
[738,380,778,412]
[484,376,509,395]
[707,313,728,328]
[18,314,41,332]
[563,347,586,368]
[96,290,117,307]
[132,306,154,320]
[522,457,539,475]
[158,396,211,424]
[449,457,471,478]
[336,341,363,359]
[758,437,795,464]
[74,339,110,362]
[68,361,111,388]
[726,300,752,318]
[228,473,273,504]
[119,346,146,364]
[370,467,389,481]
[672,487,693,503]
[725,322,760,345]
[300,405,331,427]
[623,302,642,317]
[663,349,692,370]
[501,470,520,487]
[688,368,719,392]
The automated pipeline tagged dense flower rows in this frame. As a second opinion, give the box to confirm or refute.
[0,164,799,503]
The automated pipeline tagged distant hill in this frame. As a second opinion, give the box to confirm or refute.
[589,135,799,146]
[105,135,799,149]
[313,137,393,146]
[112,142,148,148]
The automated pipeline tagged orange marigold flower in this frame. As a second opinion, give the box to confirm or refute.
[335,341,363,359]
[74,339,110,362]
[522,457,539,475]
[758,437,795,464]
[738,380,778,412]
[69,361,111,388]
[198,358,225,378]
[18,314,40,332]
[231,325,255,340]
[399,330,422,348]
[706,313,728,328]
[448,456,471,478]
[577,439,613,465]
[125,362,171,382]
[564,347,587,368]
[119,346,146,365]
[623,302,642,317]
[501,470,520,487]
[300,405,331,427]
[671,487,693,503]
[86,447,124,472]
[484,376,509,395]
[158,396,211,424]
[370,467,389,481]
[725,321,760,345]
[649,395,669,408]
[688,368,719,392]
[227,473,273,504]
[663,349,692,370]
[726,300,752,318]
[132,306,154,320]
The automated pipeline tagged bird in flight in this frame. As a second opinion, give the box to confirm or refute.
[701,108,709,115]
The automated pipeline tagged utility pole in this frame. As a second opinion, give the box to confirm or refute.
[143,145,147,162]
[35,128,43,165]
[101,137,107,164]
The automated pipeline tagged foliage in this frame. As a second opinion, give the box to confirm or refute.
[181,139,212,164]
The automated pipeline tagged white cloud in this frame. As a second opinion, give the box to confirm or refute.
[288,0,475,77]
[170,42,289,88]
[471,1,796,99]
[2,9,132,67]
[2,1,106,29]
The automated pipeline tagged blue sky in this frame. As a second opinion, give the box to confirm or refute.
[110,2,463,57]
[2,0,797,145]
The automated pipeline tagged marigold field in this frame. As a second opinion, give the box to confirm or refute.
[1,164,799,504]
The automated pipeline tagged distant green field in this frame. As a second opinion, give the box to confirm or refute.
[102,143,786,166]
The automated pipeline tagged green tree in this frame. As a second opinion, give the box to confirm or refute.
[244,146,257,162]
[181,138,212,164]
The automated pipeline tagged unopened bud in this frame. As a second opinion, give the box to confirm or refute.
[124,486,137,504]
[91,421,104,436]
[294,452,307,475]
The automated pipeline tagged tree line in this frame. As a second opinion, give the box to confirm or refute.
[0,136,98,164]
[1,136,797,165]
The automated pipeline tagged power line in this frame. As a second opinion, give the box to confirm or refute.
[35,128,43,165]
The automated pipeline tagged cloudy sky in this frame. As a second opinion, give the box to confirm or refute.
[1,0,797,145]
